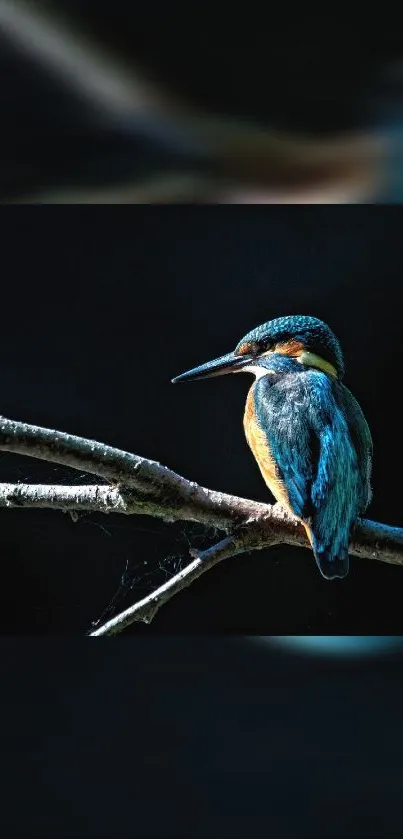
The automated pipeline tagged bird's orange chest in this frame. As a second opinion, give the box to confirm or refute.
[243,385,292,511]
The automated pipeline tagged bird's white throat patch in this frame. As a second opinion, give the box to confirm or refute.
[240,364,276,379]
[238,352,337,380]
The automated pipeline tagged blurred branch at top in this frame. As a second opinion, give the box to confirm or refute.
[1,1,403,203]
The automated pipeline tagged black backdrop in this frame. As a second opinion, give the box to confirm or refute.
[2,6,403,203]
[2,638,403,838]
[1,207,403,634]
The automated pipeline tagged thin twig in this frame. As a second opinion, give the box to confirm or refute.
[88,532,254,635]
[89,512,403,635]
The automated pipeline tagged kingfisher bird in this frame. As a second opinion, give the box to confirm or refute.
[172,315,372,579]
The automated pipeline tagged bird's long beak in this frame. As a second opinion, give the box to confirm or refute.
[172,350,251,383]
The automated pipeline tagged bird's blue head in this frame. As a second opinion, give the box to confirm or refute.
[172,315,344,383]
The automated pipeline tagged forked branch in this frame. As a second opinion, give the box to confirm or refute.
[1,415,402,636]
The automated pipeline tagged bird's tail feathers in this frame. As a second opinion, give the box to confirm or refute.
[304,523,349,580]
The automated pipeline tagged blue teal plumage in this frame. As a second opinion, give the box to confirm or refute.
[249,355,372,579]
[172,314,373,580]
[237,314,345,377]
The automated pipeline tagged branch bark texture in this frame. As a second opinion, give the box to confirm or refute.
[1,414,402,636]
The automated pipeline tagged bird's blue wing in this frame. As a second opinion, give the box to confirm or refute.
[254,371,363,579]
[336,383,373,512]
[307,375,363,577]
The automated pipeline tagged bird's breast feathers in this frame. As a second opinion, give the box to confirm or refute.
[243,386,293,512]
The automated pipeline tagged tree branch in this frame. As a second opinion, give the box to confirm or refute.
[0,415,271,527]
[88,533,251,636]
[1,414,403,636]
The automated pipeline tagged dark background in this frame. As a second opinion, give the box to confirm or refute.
[67,12,402,135]
[2,17,403,838]
[1,206,403,634]
[2,3,403,202]
[2,637,403,838]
